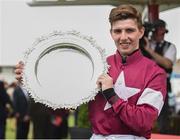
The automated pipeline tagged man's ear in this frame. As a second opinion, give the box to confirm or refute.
[139,27,145,39]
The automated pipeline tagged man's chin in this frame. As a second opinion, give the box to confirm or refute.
[118,49,131,56]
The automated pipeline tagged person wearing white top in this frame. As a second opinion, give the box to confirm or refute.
[143,19,177,134]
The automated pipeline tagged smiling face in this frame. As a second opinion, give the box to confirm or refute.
[109,5,144,56]
[110,19,144,56]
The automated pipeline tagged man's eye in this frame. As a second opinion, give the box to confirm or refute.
[113,29,122,34]
[126,28,135,33]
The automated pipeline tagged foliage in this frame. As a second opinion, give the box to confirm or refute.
[77,103,91,128]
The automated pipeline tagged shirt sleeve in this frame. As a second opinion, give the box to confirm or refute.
[105,69,167,136]
[164,43,177,64]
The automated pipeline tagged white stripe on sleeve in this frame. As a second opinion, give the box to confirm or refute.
[137,88,164,115]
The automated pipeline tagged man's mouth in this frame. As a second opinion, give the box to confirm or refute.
[119,42,131,45]
[119,42,131,49]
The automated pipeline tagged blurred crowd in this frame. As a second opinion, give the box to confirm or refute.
[0,80,69,139]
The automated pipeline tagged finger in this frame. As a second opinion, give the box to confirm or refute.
[19,61,24,65]
[98,74,106,80]
[96,79,103,89]
[104,74,113,81]
[15,61,24,69]
[15,75,22,81]
[101,73,110,79]
[97,75,103,81]
[14,69,23,74]
[15,64,22,69]
[96,79,101,86]
[15,64,20,69]
[106,71,110,75]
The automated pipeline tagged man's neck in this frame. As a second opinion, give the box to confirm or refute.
[120,49,139,63]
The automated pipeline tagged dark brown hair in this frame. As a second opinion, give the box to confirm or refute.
[109,5,143,29]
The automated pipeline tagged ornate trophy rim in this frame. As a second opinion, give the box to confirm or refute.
[22,30,109,109]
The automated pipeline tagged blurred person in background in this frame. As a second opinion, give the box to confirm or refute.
[7,82,18,101]
[50,108,69,139]
[13,62,52,139]
[0,80,13,139]
[29,101,51,139]
[171,59,180,114]
[13,84,30,139]
[143,19,177,134]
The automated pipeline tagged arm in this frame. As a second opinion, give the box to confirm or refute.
[143,37,174,69]
[144,46,173,69]
[97,70,166,135]
[13,87,30,121]
[13,87,19,115]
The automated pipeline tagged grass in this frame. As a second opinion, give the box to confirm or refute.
[5,118,16,139]
[5,111,75,139]
[5,118,33,139]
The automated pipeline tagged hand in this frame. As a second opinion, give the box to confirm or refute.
[15,61,24,82]
[52,116,62,126]
[143,37,153,53]
[23,115,30,122]
[96,74,113,91]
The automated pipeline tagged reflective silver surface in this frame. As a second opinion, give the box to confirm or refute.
[23,31,108,109]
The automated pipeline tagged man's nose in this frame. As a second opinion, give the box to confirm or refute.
[120,31,128,40]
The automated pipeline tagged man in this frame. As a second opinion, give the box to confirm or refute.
[14,63,52,139]
[143,19,177,134]
[0,80,13,139]
[49,109,69,139]
[15,5,167,139]
[13,84,30,139]
[90,5,167,139]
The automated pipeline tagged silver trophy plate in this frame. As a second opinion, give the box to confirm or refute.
[22,31,108,109]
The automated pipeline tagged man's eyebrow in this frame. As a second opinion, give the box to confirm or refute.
[113,27,136,30]
[126,28,136,30]
[112,28,122,32]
